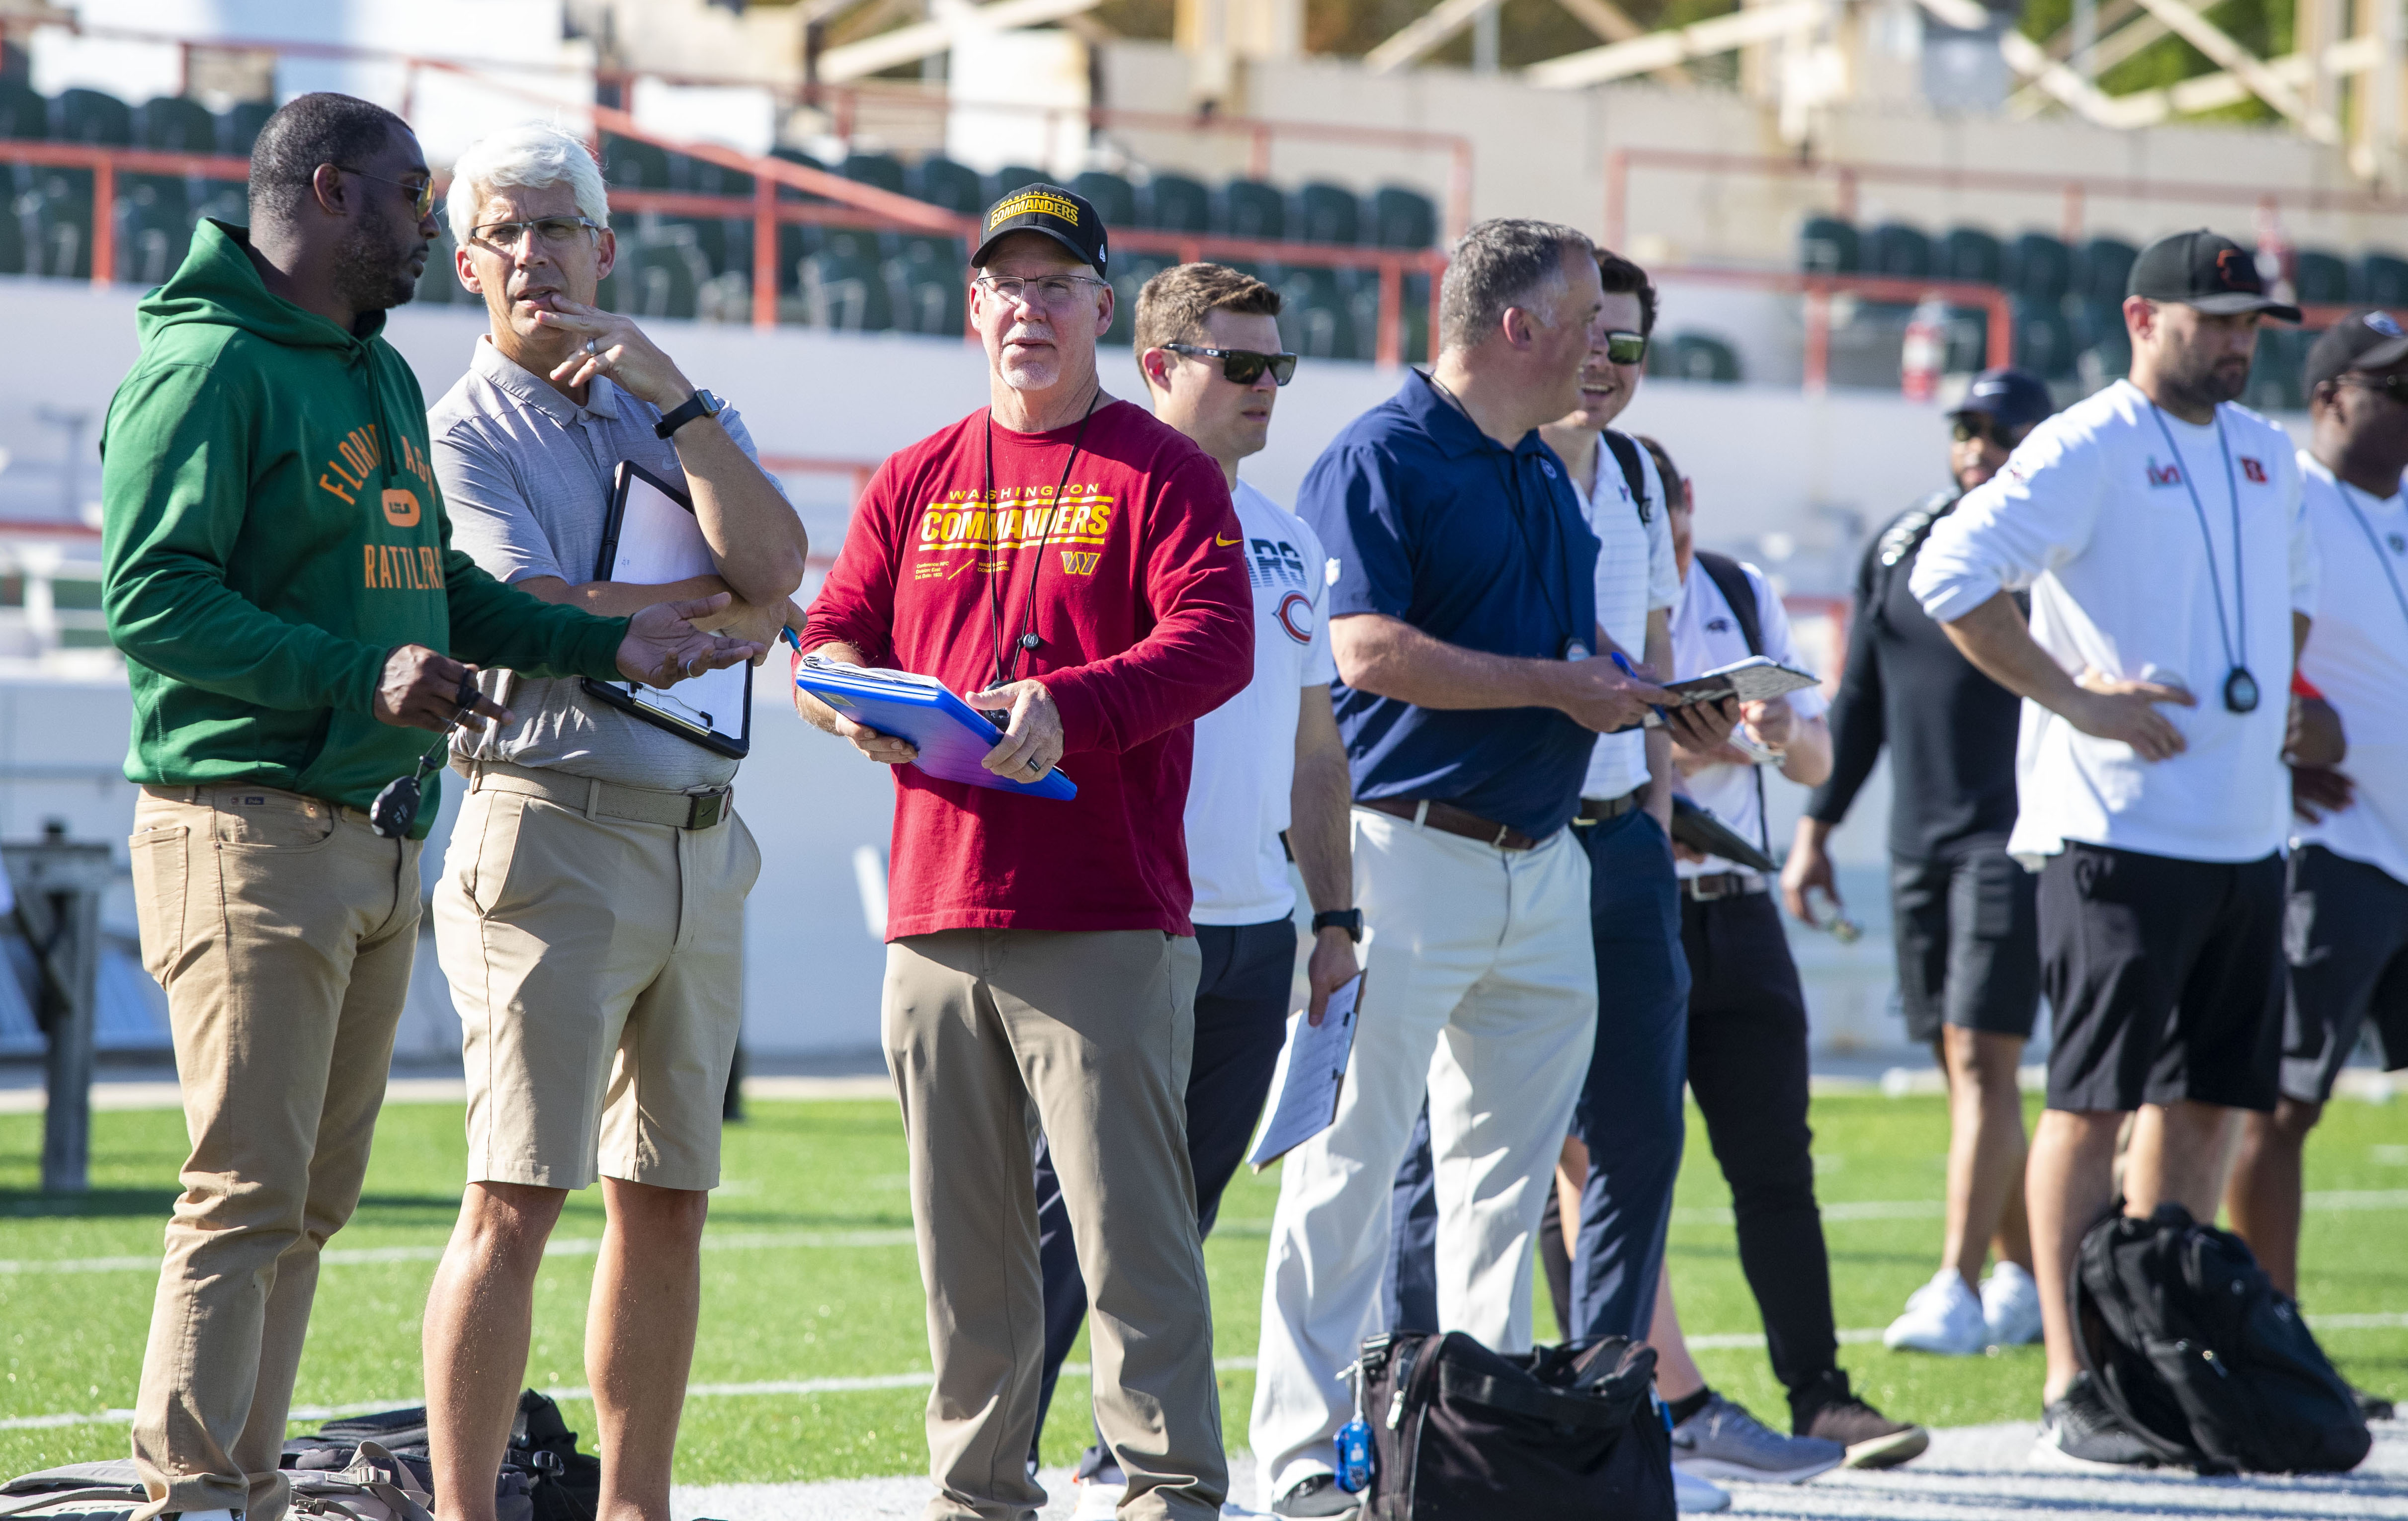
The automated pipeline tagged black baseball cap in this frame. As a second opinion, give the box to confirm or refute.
[2127,230,2301,321]
[973,182,1109,274]
[1950,367,2054,431]
[2303,308,2408,389]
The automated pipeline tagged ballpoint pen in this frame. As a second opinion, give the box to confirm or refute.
[1609,648,1669,726]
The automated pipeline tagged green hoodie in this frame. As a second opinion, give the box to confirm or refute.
[101,221,628,834]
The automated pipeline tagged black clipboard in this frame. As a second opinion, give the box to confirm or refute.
[1671,795,1779,874]
[579,460,752,760]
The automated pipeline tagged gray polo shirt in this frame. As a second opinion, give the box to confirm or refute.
[431,336,792,791]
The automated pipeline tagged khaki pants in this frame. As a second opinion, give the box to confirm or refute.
[124,785,423,1521]
[433,776,758,1192]
[886,928,1225,1521]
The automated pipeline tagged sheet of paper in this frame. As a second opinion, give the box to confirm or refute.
[607,468,747,739]
[1248,972,1364,1172]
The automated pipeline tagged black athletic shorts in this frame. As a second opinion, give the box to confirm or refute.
[2280,844,2408,1106]
[2038,842,2284,1114]
[1891,839,2041,1046]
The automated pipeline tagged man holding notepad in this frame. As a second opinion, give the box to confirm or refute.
[797,186,1252,1520]
[416,124,805,1521]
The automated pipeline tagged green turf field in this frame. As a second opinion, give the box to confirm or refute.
[1,1092,2401,1485]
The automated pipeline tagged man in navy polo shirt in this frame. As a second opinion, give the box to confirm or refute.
[1247,219,1672,1519]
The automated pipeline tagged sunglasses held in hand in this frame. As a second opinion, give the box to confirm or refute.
[1163,343,1300,387]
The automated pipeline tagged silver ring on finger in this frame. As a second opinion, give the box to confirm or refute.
[584,337,599,356]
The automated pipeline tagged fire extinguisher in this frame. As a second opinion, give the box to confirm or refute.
[1901,296,1948,402]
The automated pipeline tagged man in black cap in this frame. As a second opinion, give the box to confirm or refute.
[797,184,1250,1519]
[1909,231,2314,1465]
[2223,314,2408,1425]
[1784,367,2053,1360]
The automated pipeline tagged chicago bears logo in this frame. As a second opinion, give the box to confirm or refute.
[2240,457,2267,483]
[1276,590,1315,644]
[2216,248,2256,291]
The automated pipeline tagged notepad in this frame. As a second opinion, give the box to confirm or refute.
[1247,972,1365,1171]
[792,655,1078,801]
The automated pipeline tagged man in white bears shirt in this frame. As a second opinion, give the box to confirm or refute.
[1910,229,2315,1465]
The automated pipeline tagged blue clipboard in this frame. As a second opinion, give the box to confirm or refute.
[794,655,1078,801]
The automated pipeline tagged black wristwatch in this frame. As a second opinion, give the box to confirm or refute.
[655,389,725,439]
[1312,908,1364,943]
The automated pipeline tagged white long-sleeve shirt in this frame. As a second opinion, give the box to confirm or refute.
[1911,379,2316,866]
[2291,452,2408,886]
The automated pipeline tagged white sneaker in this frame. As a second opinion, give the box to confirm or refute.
[1982,1261,2044,1347]
[1671,1465,1733,1513]
[1071,1476,1127,1519]
[1882,1268,1989,1355]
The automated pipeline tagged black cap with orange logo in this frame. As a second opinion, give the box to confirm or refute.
[2127,230,2302,322]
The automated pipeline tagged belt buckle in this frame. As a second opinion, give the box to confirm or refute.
[684,792,727,830]
[1492,822,1512,848]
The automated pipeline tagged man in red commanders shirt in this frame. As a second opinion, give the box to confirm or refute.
[796,186,1251,1521]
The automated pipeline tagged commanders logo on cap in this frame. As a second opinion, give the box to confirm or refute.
[988,191,1079,233]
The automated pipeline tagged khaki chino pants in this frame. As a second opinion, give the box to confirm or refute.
[124,786,423,1521]
[885,928,1226,1521]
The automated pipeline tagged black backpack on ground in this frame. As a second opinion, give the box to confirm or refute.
[2073,1201,2370,1474]
[282,1390,600,1521]
[1355,1330,1674,1519]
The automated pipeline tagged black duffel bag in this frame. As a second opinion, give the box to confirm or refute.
[2074,1201,2369,1474]
[1355,1331,1674,1520]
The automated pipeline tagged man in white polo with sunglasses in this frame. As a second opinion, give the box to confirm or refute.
[415,122,805,1521]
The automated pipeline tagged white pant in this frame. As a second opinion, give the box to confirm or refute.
[1249,806,1598,1506]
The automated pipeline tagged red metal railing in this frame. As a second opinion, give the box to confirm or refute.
[1605,146,2408,253]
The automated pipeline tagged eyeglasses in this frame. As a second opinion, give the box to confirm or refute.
[337,165,435,220]
[2338,372,2408,404]
[1163,342,1299,387]
[1602,330,1649,366]
[471,216,604,251]
[974,273,1111,308]
[1950,415,2029,448]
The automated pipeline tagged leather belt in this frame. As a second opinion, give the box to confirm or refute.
[1684,871,1767,902]
[1577,788,1644,823]
[458,758,732,831]
[1361,797,1541,852]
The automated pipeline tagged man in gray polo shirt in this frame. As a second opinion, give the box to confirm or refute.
[417,123,806,1521]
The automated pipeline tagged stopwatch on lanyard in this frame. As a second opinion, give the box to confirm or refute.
[2148,405,2258,714]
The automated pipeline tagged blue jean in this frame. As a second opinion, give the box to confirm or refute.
[1388,807,1689,1343]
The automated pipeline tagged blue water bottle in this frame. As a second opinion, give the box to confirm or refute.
[1335,1362,1376,1494]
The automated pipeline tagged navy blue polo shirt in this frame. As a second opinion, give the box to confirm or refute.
[1299,371,1600,839]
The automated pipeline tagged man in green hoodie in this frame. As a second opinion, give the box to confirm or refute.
[99,93,762,1521]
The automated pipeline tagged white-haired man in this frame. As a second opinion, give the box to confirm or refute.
[417,123,806,1521]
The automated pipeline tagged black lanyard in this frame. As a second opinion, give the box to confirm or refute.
[2148,403,2258,713]
[983,387,1099,692]
[1423,373,1584,659]
[2334,476,2408,634]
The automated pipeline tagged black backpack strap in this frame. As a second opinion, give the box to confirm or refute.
[1601,430,1650,523]
[1694,551,1762,656]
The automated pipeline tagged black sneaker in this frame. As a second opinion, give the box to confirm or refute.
[1789,1367,1930,1469]
[2354,1384,2397,1423]
[2032,1372,2160,1468]
[1272,1473,1362,1517]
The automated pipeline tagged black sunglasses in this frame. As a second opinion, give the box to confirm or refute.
[1950,415,2028,448]
[338,164,435,220]
[2339,372,2408,404]
[1603,330,1649,366]
[1164,343,1298,387]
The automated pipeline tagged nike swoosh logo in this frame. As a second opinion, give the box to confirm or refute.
[1216,534,1241,546]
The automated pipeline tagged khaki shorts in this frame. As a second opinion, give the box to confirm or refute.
[433,777,760,1192]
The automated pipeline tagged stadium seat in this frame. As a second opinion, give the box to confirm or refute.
[2293,248,2349,306]
[2244,327,2306,411]
[1370,185,1437,248]
[0,80,45,140]
[415,229,459,306]
[1276,265,1368,361]
[682,155,753,200]
[990,165,1048,199]
[1142,173,1210,233]
[1938,227,2002,286]
[1798,216,1858,275]
[2071,297,2124,357]
[800,225,893,331]
[223,100,271,156]
[601,136,672,191]
[1070,171,1137,229]
[889,236,968,335]
[1864,222,1932,279]
[913,156,984,215]
[2003,233,2072,303]
[624,228,709,320]
[1664,332,1742,383]
[1221,179,1285,241]
[1295,182,1360,245]
[116,175,191,286]
[842,153,907,197]
[2079,323,2133,389]
[1941,306,1990,374]
[27,167,91,278]
[769,146,830,202]
[56,87,132,146]
[2011,296,2078,380]
[1105,251,1176,346]
[1399,270,1433,364]
[2074,237,2137,305]
[2355,250,2408,307]
[775,220,821,295]
[192,184,247,231]
[138,96,215,154]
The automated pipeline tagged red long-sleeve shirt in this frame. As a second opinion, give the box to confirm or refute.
[802,400,1253,938]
